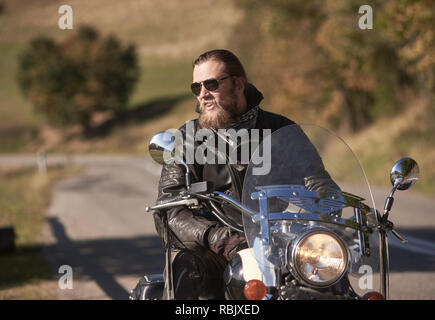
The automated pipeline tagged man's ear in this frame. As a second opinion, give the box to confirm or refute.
[235,77,247,93]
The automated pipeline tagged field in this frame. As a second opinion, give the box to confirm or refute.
[0,165,83,299]
[0,1,433,190]
[0,0,242,152]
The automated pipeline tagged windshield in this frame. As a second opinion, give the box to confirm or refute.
[241,124,380,296]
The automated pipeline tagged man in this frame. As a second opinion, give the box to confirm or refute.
[153,49,296,299]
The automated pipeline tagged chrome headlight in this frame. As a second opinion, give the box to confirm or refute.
[290,230,348,287]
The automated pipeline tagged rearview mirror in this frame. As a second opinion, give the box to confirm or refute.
[148,130,191,189]
[390,157,419,191]
[148,131,176,165]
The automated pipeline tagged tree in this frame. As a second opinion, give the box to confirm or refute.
[232,0,435,132]
[18,25,139,133]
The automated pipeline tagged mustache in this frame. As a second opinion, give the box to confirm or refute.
[200,99,219,110]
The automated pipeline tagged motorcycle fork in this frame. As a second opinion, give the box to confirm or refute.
[162,210,174,300]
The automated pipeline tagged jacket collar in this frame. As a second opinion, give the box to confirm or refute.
[244,82,264,111]
[229,83,262,130]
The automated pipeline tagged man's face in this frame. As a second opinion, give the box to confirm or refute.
[193,59,241,129]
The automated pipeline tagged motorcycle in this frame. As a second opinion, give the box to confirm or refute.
[129,123,419,300]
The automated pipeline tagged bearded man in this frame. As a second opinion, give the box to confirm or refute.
[153,49,295,299]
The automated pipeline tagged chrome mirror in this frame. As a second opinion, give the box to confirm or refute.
[148,131,176,165]
[390,157,419,191]
[148,130,191,188]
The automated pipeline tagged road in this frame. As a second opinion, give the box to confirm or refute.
[2,155,435,299]
[41,156,164,300]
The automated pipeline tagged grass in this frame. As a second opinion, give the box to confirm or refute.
[301,96,435,197]
[130,56,193,107]
[48,95,198,155]
[0,0,242,153]
[328,97,435,196]
[0,164,83,299]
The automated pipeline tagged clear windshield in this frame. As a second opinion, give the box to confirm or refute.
[242,124,380,296]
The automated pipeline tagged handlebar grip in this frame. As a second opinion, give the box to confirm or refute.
[145,198,199,212]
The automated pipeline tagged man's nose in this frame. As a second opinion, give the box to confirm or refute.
[198,84,212,99]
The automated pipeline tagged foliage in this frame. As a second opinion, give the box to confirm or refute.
[233,0,435,132]
[17,25,139,133]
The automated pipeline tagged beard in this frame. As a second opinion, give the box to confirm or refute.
[198,91,240,129]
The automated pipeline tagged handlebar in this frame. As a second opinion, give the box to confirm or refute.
[145,191,258,217]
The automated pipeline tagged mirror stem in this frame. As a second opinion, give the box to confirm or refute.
[382,197,394,222]
[180,160,191,190]
[382,181,400,222]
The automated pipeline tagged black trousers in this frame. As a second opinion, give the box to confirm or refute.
[164,247,228,300]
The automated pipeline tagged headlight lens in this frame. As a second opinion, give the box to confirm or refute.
[292,230,348,287]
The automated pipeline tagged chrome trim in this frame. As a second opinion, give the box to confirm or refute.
[212,191,258,217]
[253,211,365,230]
[145,198,199,212]
[214,185,374,248]
[248,185,373,246]
[354,207,369,256]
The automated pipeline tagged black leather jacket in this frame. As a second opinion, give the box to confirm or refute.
[153,84,295,253]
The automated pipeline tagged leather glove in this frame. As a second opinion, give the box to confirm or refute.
[304,174,340,193]
[206,226,248,262]
[304,174,342,217]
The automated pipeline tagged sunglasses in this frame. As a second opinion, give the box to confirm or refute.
[190,75,233,96]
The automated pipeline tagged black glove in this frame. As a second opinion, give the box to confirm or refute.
[304,174,342,217]
[206,226,247,262]
[304,174,340,193]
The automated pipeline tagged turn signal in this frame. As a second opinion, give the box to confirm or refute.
[244,279,267,300]
[363,292,385,300]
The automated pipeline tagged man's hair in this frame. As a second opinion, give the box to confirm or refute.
[193,49,247,80]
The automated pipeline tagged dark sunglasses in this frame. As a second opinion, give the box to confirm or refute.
[190,75,233,96]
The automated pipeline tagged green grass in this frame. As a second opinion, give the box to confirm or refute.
[0,165,83,298]
[0,46,194,153]
[0,0,240,153]
[129,56,193,108]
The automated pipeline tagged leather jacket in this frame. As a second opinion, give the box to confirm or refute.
[153,83,295,256]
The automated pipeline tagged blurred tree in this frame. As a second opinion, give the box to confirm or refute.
[17,25,139,133]
[232,0,435,132]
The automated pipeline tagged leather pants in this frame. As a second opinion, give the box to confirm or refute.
[164,247,228,300]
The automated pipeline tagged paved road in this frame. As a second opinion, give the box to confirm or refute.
[1,155,164,300]
[40,156,164,300]
[364,185,435,299]
[2,155,435,299]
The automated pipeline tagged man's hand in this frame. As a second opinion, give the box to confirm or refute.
[207,226,247,262]
[304,174,340,193]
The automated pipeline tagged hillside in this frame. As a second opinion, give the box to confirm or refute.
[0,0,243,152]
[344,96,435,196]
[0,0,433,195]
